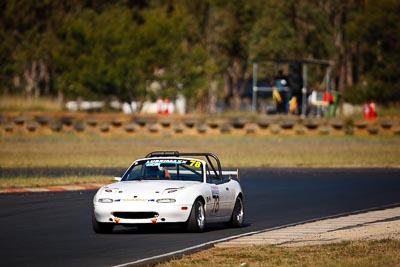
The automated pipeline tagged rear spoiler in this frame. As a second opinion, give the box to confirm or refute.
[222,169,240,182]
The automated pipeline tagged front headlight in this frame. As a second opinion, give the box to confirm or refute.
[156,198,176,203]
[98,198,113,203]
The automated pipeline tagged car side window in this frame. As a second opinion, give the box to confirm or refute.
[221,176,229,183]
[206,166,214,183]
[206,166,227,184]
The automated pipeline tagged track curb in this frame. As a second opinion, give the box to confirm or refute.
[0,183,104,193]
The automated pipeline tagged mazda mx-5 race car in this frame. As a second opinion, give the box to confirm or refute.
[92,151,244,233]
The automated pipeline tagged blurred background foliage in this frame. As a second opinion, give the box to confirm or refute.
[0,0,399,111]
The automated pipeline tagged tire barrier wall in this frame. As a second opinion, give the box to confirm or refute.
[1,112,399,137]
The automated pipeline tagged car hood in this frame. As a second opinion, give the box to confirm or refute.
[98,180,199,199]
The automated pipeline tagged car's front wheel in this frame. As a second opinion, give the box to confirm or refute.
[186,198,205,232]
[92,211,114,234]
[227,197,244,228]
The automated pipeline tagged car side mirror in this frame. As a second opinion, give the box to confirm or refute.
[114,177,122,182]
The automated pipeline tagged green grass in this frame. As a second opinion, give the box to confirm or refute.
[1,135,399,168]
[157,240,400,267]
[1,135,399,189]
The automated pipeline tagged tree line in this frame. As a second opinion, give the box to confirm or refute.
[1,0,399,112]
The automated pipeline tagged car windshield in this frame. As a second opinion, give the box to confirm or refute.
[121,158,203,182]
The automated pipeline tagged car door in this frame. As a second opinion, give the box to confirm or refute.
[205,168,234,218]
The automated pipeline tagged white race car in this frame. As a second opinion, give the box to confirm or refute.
[92,151,244,233]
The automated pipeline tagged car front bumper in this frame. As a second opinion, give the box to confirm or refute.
[93,202,192,225]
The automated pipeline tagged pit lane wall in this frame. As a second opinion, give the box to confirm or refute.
[1,112,399,137]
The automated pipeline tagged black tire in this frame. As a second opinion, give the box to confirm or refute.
[92,211,114,234]
[186,198,205,232]
[227,197,244,228]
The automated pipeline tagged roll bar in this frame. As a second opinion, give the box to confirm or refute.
[145,151,223,180]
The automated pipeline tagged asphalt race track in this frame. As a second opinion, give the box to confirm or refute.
[1,168,400,266]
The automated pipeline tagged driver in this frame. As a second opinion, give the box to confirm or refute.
[163,167,170,179]
[145,165,170,179]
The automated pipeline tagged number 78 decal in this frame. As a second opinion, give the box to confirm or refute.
[189,160,202,168]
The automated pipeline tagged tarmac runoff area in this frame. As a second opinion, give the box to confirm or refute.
[216,206,400,248]
[1,185,399,248]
